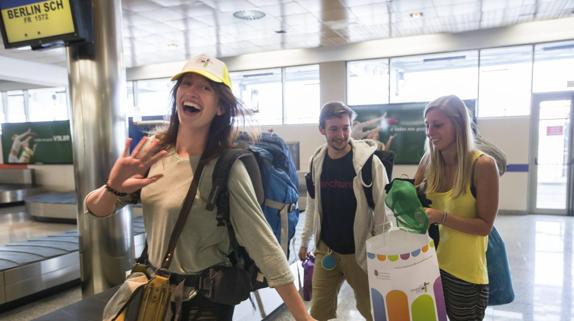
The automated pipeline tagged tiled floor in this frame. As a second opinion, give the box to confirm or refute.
[0,204,573,321]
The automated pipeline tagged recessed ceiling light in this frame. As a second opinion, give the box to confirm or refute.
[409,12,424,18]
[233,10,266,20]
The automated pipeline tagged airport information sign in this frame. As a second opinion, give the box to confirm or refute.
[0,0,74,46]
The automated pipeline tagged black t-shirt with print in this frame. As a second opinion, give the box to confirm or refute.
[320,150,357,254]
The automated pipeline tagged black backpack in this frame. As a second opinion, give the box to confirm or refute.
[305,149,395,209]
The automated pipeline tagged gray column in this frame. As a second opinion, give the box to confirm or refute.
[66,0,132,297]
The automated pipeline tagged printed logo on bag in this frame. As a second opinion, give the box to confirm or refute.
[410,282,431,294]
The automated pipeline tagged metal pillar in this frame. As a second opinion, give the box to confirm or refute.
[66,0,132,297]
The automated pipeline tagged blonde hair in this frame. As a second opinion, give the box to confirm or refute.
[423,95,475,197]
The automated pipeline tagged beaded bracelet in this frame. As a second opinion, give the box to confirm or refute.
[105,183,128,197]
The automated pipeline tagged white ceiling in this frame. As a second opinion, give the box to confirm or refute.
[1,0,574,70]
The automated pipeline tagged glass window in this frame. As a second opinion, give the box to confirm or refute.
[284,65,320,124]
[231,68,282,125]
[0,93,5,124]
[390,51,479,103]
[127,81,135,118]
[347,59,390,105]
[533,40,574,93]
[6,90,26,122]
[133,78,173,117]
[28,87,68,121]
[478,46,533,117]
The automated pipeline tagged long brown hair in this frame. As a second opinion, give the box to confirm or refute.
[423,95,475,197]
[156,76,250,161]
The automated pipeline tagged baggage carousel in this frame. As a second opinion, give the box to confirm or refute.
[26,192,143,222]
[0,168,42,205]
[0,215,145,306]
[25,192,78,222]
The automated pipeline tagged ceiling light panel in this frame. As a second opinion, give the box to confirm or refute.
[538,0,574,18]
[338,0,391,5]
[162,20,188,31]
[123,12,160,27]
[182,3,217,18]
[134,7,184,21]
[283,12,321,27]
[387,0,428,14]
[258,2,307,17]
[242,18,285,32]
[217,0,259,12]
[186,32,218,44]
[350,3,389,18]
[247,0,293,5]
[283,33,321,48]
[132,22,179,35]
[150,0,190,7]
[122,0,164,13]
[293,0,324,13]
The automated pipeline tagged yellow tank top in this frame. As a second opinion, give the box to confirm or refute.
[426,151,488,285]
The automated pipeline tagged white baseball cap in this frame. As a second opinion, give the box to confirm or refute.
[171,54,232,88]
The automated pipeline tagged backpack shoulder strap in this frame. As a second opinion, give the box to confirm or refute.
[206,149,262,227]
[206,148,266,270]
[362,149,396,209]
[239,149,264,205]
[305,158,315,199]
[361,153,375,209]
[376,149,395,180]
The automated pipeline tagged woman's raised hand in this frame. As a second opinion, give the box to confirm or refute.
[106,137,168,194]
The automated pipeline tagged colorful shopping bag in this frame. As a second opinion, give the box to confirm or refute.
[366,229,447,321]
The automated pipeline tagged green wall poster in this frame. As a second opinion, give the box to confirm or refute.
[350,100,475,165]
[1,120,73,164]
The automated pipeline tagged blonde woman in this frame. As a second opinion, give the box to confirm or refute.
[414,95,499,321]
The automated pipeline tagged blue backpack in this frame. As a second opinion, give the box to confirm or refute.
[206,132,300,261]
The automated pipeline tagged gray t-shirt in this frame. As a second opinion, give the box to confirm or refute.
[94,149,293,287]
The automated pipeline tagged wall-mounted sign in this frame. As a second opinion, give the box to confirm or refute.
[1,120,73,164]
[1,0,74,43]
[0,0,92,49]
[547,125,563,136]
[351,100,476,165]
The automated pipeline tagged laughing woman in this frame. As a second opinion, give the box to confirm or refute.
[414,95,499,321]
[86,54,314,321]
